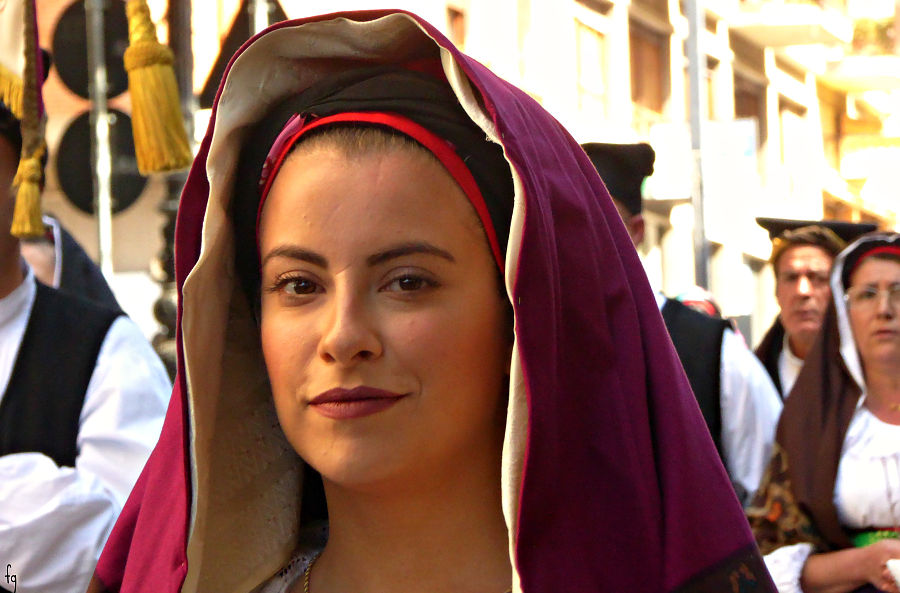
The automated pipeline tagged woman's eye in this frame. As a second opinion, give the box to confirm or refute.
[384,274,434,293]
[277,277,320,295]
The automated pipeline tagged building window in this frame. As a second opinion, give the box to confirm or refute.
[630,21,669,132]
[734,74,766,164]
[734,78,764,125]
[576,21,608,119]
[706,58,718,120]
[447,7,466,49]
[779,99,818,203]
[685,58,719,121]
[779,100,807,163]
[818,97,842,172]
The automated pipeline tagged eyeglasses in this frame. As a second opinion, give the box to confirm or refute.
[844,284,900,310]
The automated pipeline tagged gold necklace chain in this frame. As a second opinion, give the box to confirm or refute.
[302,553,317,593]
[302,553,512,593]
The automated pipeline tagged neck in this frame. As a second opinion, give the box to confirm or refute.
[0,240,24,299]
[312,453,511,593]
[787,333,813,360]
[864,365,900,417]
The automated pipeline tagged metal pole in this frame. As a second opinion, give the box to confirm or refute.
[152,0,196,379]
[686,0,709,288]
[85,0,115,279]
[252,0,270,34]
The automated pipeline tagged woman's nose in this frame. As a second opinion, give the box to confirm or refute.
[317,289,383,365]
[875,289,897,318]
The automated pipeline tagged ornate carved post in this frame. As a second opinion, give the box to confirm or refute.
[152,0,195,378]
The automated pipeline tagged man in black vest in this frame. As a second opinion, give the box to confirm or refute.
[0,22,169,593]
[582,142,782,506]
[752,218,875,398]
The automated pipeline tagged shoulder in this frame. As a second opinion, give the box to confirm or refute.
[661,298,730,346]
[34,280,121,320]
[95,316,169,378]
[755,319,785,357]
[25,281,123,364]
[86,315,171,407]
[721,327,773,381]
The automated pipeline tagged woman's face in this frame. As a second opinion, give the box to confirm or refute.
[257,142,511,490]
[847,256,900,369]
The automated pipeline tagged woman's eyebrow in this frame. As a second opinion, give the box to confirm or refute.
[261,245,328,269]
[367,242,455,267]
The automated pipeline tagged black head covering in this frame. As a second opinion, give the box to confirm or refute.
[755,217,877,244]
[232,66,514,306]
[580,142,655,215]
[0,103,22,156]
[755,217,878,269]
[840,233,900,289]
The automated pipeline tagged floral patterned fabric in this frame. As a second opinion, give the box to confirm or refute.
[748,444,828,556]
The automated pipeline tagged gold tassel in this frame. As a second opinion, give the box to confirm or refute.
[123,0,191,174]
[11,0,44,239]
[11,146,45,238]
[0,62,24,119]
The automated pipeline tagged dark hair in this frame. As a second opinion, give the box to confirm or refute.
[840,233,900,289]
[0,104,23,157]
[770,226,844,272]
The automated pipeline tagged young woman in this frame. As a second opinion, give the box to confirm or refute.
[750,232,900,593]
[87,10,774,593]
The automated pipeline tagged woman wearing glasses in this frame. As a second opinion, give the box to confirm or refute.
[750,232,900,593]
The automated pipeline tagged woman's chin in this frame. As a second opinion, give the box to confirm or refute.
[314,458,413,493]
[299,441,412,492]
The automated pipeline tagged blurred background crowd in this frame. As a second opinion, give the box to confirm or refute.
[26,0,900,365]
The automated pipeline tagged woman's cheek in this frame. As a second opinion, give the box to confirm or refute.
[262,319,313,390]
[390,310,456,363]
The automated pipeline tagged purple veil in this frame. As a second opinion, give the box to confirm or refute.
[89,10,774,593]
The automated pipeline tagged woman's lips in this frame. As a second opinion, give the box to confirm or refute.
[873,328,899,339]
[308,386,407,419]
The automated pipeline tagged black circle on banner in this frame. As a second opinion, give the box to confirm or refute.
[52,0,130,99]
[56,109,147,215]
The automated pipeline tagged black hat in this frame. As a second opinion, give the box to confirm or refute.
[755,217,877,243]
[581,143,655,215]
[756,217,878,268]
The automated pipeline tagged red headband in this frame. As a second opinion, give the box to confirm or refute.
[254,111,504,271]
[848,245,900,280]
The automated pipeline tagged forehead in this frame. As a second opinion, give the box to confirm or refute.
[258,144,478,248]
[849,256,900,286]
[777,245,833,272]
